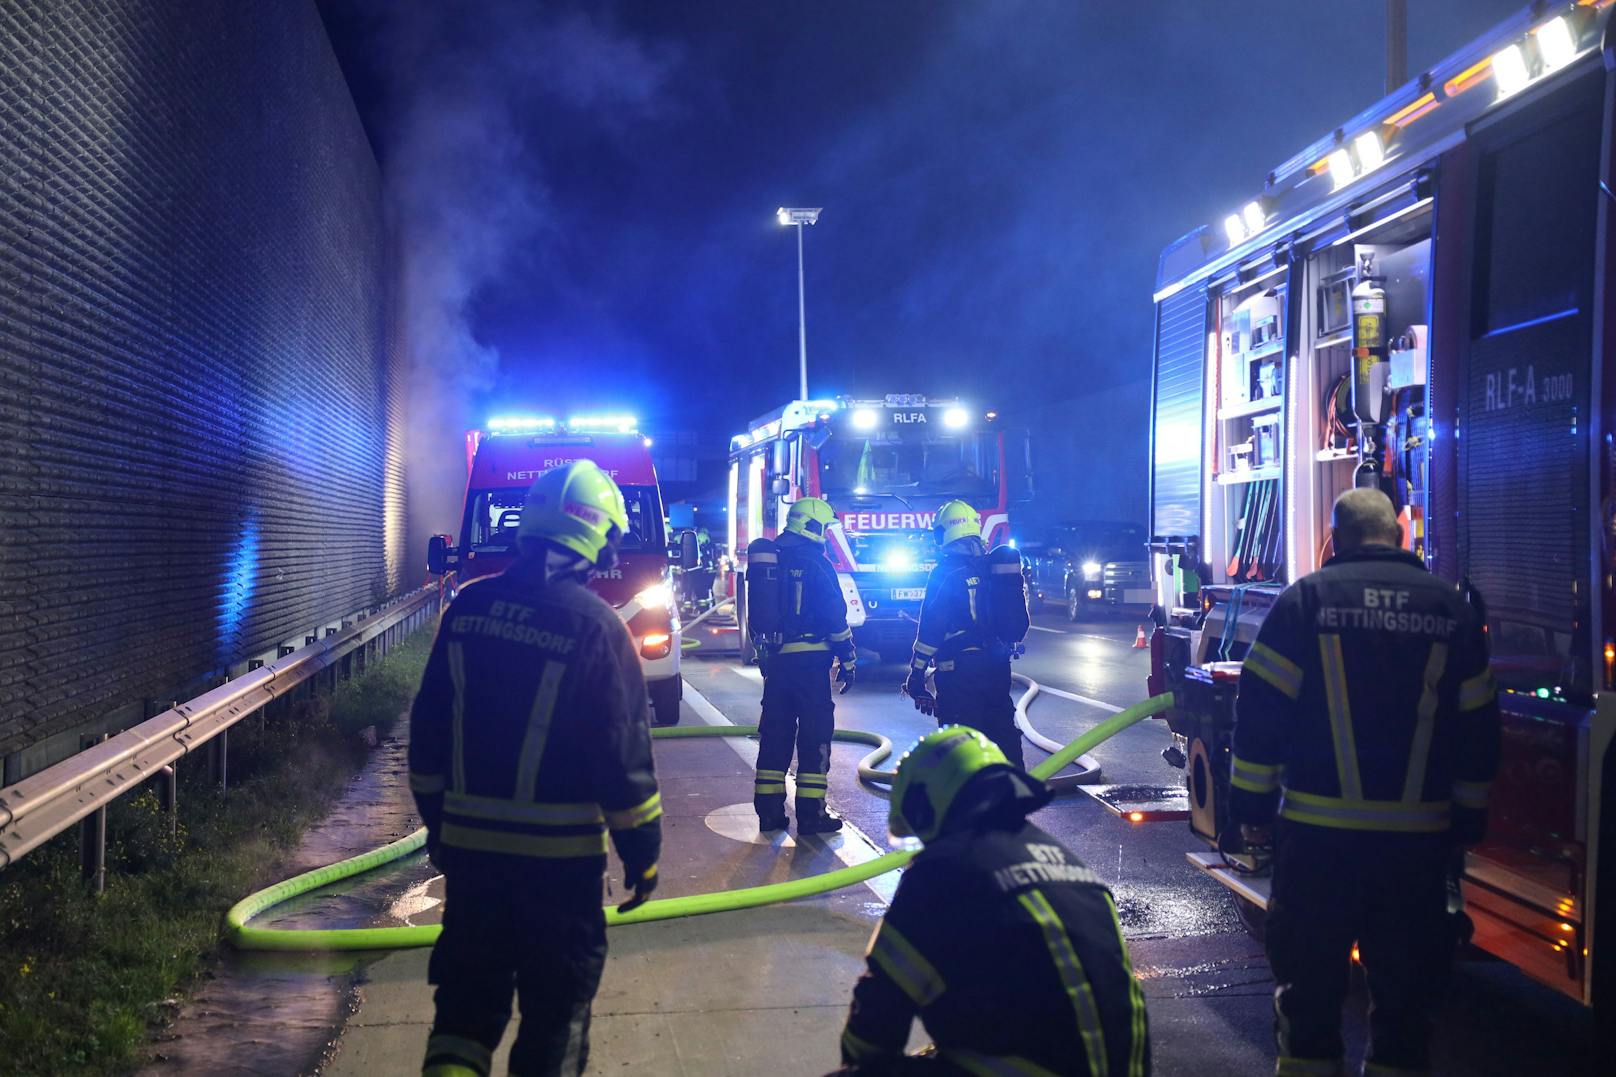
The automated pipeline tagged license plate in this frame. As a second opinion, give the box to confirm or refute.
[891,588,926,601]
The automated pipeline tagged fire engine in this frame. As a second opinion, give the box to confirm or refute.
[425,415,685,726]
[727,395,1029,658]
[1145,1,1615,1008]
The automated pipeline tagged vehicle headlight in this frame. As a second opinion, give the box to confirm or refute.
[1081,561,1102,580]
[635,583,674,609]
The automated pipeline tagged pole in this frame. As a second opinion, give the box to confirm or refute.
[795,222,808,400]
[1386,0,1407,94]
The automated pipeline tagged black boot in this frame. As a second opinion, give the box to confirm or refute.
[758,811,789,832]
[796,807,844,835]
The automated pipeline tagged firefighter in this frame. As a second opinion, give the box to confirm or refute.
[835,726,1150,1076]
[409,461,661,1077]
[1230,488,1499,1077]
[754,496,857,834]
[903,500,1029,768]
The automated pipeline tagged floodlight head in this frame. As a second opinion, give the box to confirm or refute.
[777,207,822,226]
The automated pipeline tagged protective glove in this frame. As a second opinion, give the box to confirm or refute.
[902,670,936,716]
[612,821,662,913]
[835,659,856,694]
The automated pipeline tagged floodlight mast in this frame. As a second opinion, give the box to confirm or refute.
[776,207,821,400]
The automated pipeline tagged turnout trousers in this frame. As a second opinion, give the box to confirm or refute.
[755,651,836,824]
[424,865,607,1077]
[1264,822,1454,1076]
[934,651,1024,770]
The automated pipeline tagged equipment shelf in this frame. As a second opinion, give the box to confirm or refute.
[1216,397,1283,421]
[1313,448,1357,463]
[1215,466,1282,486]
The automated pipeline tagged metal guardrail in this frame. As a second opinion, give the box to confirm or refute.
[0,586,440,872]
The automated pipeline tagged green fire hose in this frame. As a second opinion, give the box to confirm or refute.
[227,694,1172,952]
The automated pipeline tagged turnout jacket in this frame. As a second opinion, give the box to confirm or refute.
[409,561,661,876]
[909,544,1023,675]
[841,821,1149,1077]
[1230,546,1500,843]
[774,531,855,661]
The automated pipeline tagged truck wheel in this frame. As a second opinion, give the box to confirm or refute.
[650,676,683,727]
[1067,588,1083,623]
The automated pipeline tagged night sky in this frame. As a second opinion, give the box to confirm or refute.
[318,0,1523,522]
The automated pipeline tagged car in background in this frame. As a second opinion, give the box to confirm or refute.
[1020,521,1151,621]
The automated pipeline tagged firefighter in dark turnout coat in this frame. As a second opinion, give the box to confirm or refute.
[755,496,857,834]
[410,461,661,1077]
[905,500,1029,768]
[1230,488,1499,1077]
[835,726,1149,1076]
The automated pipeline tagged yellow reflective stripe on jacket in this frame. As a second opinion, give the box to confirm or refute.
[1318,635,1364,800]
[867,921,946,1006]
[1280,790,1450,832]
[440,821,608,858]
[605,792,663,830]
[409,772,446,795]
[1230,755,1282,794]
[913,640,939,657]
[515,660,566,801]
[1452,780,1491,811]
[448,642,468,793]
[840,1027,896,1063]
[1402,643,1448,802]
[1018,888,1108,1077]
[779,640,831,653]
[1105,893,1148,1077]
[1243,641,1303,700]
[943,1049,1061,1077]
[444,792,603,826]
[1458,669,1497,712]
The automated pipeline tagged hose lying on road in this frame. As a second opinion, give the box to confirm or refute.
[227,694,1173,952]
[1012,673,1106,792]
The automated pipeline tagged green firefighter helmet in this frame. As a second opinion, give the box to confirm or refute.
[890,726,1011,844]
[933,499,982,547]
[517,460,629,565]
[784,497,837,543]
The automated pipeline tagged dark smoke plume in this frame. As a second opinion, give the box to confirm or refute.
[354,1,678,559]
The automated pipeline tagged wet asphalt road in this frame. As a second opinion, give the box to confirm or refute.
[687,608,1594,1075]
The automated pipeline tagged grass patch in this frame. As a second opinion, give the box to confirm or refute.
[0,624,434,1076]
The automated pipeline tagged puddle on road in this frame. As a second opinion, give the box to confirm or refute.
[143,727,434,1076]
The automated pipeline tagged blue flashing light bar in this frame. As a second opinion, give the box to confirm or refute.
[566,413,638,433]
[487,415,557,433]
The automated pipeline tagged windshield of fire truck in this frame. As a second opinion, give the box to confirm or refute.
[464,484,664,552]
[817,428,999,502]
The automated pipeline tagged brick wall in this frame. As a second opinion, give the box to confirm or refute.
[0,0,405,764]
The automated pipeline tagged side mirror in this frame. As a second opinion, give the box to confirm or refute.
[427,534,457,575]
[770,476,791,496]
[668,531,700,571]
[771,438,791,476]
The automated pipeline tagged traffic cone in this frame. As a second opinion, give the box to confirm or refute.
[1132,624,1150,650]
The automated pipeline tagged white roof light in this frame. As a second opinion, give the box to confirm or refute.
[851,407,879,431]
[943,406,970,429]
[1241,201,1265,235]
[1537,16,1576,71]
[1223,213,1246,246]
[777,207,821,226]
[1327,148,1355,190]
[1353,130,1384,174]
[1492,44,1530,97]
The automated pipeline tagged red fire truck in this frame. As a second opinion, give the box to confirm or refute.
[1145,1,1615,1008]
[426,415,685,726]
[727,395,1029,659]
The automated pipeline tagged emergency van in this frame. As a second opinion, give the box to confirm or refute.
[727,395,1029,658]
[426,416,684,726]
[1144,1,1615,1010]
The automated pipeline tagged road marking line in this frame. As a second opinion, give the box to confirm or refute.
[1030,683,1124,714]
[682,680,899,904]
[1029,624,1066,634]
